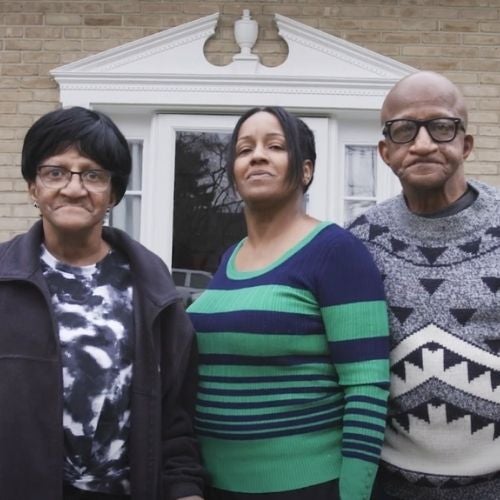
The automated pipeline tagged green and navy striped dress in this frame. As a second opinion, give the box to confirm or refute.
[188,222,389,499]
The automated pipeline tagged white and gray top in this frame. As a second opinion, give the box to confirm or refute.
[41,246,134,495]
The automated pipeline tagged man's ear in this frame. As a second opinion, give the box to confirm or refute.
[462,133,474,161]
[378,139,390,166]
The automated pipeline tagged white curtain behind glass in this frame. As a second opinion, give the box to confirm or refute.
[109,141,142,240]
[344,145,377,223]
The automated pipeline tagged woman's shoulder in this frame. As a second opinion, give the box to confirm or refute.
[310,221,368,249]
[301,221,379,273]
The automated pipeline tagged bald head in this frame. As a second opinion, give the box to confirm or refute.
[381,71,468,128]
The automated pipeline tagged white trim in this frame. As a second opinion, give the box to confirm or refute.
[51,12,414,111]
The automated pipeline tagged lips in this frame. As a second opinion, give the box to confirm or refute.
[406,158,442,168]
[246,170,273,180]
[55,204,90,211]
[401,160,443,174]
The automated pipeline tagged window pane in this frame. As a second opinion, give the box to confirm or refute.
[172,270,186,287]
[345,145,377,197]
[129,141,142,191]
[344,199,375,222]
[109,141,142,240]
[111,194,141,240]
[172,131,245,305]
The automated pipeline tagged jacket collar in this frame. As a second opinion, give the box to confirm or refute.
[0,220,44,280]
[102,225,179,308]
[0,220,179,308]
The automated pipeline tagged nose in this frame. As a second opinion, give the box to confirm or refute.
[410,125,438,153]
[60,172,87,195]
[250,143,267,164]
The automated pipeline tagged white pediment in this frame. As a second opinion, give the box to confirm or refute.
[51,11,415,109]
[53,13,220,76]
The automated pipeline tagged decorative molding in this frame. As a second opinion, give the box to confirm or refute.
[57,83,390,96]
[98,28,215,72]
[51,11,414,109]
[55,13,219,74]
[274,14,411,79]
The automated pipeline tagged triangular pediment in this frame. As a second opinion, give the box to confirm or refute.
[51,12,414,109]
[52,13,220,76]
[270,14,413,80]
[52,12,412,79]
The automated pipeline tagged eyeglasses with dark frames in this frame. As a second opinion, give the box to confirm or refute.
[382,117,465,144]
[37,165,112,192]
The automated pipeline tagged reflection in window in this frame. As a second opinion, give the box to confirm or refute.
[344,145,377,222]
[109,140,142,240]
[172,132,245,297]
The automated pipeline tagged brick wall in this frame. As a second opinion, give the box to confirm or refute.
[1,0,499,240]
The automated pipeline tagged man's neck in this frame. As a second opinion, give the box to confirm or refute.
[404,181,468,215]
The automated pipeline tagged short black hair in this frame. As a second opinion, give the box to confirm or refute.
[21,106,131,204]
[296,117,316,191]
[226,106,316,193]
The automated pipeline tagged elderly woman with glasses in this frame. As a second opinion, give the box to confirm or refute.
[0,107,205,500]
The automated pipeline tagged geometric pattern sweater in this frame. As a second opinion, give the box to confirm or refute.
[188,222,390,500]
[348,180,500,500]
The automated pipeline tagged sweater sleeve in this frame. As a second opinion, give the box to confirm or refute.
[317,232,390,500]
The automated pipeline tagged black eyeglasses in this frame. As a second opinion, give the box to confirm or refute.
[37,165,112,192]
[382,117,465,144]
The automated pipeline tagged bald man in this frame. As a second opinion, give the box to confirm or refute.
[349,71,500,499]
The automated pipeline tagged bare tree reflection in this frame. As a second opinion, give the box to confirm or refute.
[173,132,245,274]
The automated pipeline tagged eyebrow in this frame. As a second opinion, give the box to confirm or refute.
[37,164,106,172]
[237,132,285,142]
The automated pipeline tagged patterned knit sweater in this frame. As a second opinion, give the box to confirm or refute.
[349,180,500,500]
[188,222,389,500]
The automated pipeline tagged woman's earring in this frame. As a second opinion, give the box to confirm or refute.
[33,201,39,209]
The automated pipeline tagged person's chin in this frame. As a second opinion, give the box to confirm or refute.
[402,173,448,192]
[48,212,101,230]
[240,184,275,199]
